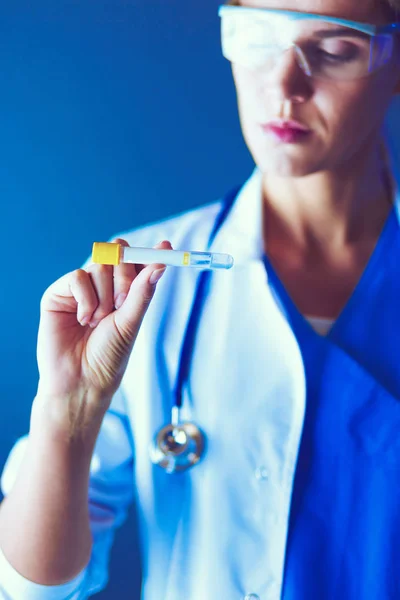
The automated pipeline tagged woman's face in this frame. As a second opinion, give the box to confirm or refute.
[231,0,400,177]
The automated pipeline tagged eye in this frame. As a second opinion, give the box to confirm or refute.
[304,40,362,66]
[317,49,353,63]
[317,40,361,61]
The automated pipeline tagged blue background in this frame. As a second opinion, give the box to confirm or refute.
[0,1,252,598]
[0,1,398,598]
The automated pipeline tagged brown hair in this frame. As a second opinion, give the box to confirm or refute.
[229,0,400,19]
[386,0,400,10]
[384,0,400,18]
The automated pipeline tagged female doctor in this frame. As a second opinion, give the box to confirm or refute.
[1,0,400,598]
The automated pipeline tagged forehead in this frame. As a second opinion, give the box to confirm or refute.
[237,0,391,24]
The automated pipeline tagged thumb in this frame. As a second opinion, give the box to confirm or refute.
[113,241,171,343]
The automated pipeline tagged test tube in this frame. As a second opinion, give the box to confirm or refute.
[92,242,234,270]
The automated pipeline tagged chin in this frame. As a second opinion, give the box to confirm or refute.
[245,129,322,178]
[254,147,320,179]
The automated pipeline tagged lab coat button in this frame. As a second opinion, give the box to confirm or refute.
[244,594,260,600]
[255,466,269,480]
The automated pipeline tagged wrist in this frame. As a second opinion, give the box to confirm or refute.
[31,388,111,447]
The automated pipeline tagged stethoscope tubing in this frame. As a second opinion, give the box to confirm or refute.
[150,184,242,472]
[172,184,242,411]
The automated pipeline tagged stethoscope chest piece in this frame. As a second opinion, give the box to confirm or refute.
[148,187,239,474]
[150,422,206,473]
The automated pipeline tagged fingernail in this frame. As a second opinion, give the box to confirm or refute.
[149,267,166,285]
[89,319,100,328]
[80,317,90,327]
[115,293,127,309]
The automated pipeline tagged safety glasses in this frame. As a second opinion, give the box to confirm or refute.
[218,2,400,80]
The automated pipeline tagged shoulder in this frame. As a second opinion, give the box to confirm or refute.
[109,200,224,249]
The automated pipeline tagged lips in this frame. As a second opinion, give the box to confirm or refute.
[264,119,311,132]
[260,119,312,143]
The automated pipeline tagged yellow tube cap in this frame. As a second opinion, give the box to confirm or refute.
[92,242,122,266]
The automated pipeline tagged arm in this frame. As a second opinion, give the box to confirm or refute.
[0,394,102,587]
[0,238,170,599]
[0,389,134,600]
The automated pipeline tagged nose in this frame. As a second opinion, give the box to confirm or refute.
[263,45,313,105]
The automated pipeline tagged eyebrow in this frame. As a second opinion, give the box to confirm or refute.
[313,28,370,39]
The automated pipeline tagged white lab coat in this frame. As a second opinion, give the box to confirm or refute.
[2,136,399,599]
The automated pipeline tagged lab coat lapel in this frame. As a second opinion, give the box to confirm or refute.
[175,167,307,443]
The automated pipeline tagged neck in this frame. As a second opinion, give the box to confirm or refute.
[261,139,393,255]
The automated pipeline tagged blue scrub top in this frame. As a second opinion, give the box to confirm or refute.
[263,206,400,598]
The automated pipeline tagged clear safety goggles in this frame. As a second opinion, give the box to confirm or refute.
[218,2,400,80]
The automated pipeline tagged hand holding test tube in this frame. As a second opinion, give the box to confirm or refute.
[36,240,173,417]
[92,242,234,270]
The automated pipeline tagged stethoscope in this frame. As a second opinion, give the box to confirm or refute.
[149,184,241,473]
[149,143,396,473]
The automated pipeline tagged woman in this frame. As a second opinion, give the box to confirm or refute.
[1,0,400,598]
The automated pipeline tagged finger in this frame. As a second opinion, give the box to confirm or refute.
[113,239,173,310]
[84,263,114,327]
[70,270,100,325]
[135,240,173,275]
[112,238,138,310]
[41,269,99,326]
[113,251,171,343]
